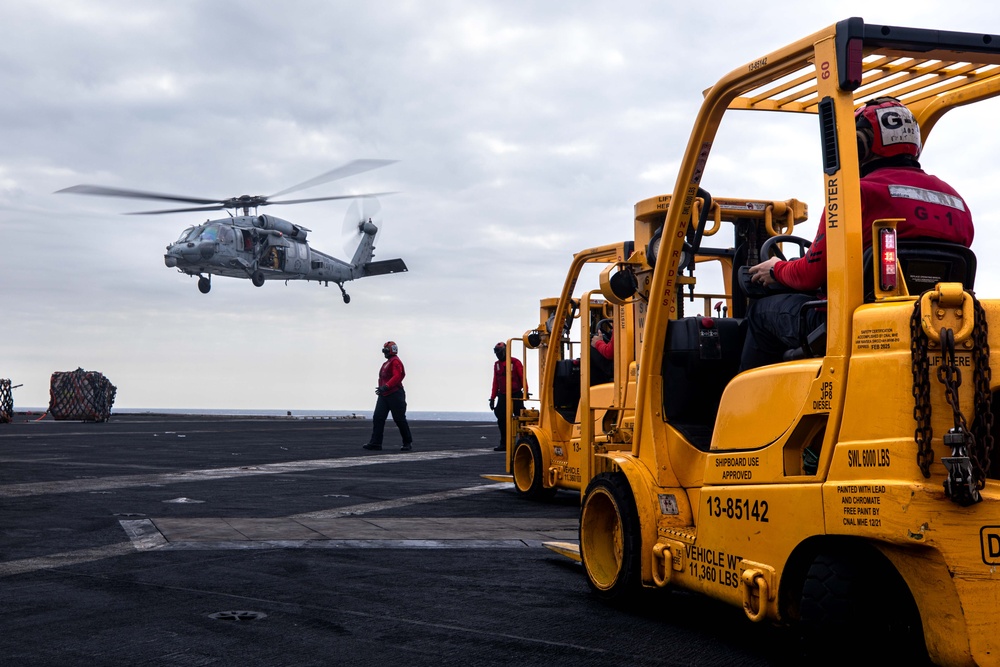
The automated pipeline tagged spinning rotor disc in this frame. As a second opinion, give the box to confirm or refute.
[56,159,398,215]
[341,197,383,254]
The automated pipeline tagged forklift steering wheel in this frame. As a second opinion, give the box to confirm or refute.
[595,318,613,342]
[760,234,811,262]
[738,235,811,299]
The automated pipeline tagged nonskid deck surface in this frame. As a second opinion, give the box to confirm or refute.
[0,415,797,666]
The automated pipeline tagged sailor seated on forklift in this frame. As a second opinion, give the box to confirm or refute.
[739,97,974,371]
[590,319,614,385]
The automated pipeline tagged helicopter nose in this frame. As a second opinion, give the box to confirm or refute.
[164,253,178,268]
[199,242,216,260]
[173,241,215,261]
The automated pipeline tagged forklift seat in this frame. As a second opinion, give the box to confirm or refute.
[863,238,976,302]
[783,239,977,361]
[663,316,747,449]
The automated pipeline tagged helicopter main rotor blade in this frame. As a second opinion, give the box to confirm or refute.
[58,162,399,216]
[56,184,222,206]
[123,204,230,215]
[267,192,397,206]
[269,159,398,199]
[125,192,397,214]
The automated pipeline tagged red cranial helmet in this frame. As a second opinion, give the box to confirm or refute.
[855,96,921,164]
[382,341,398,356]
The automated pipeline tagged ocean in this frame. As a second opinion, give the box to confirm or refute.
[18,407,495,422]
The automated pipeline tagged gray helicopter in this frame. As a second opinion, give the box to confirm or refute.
[57,159,407,303]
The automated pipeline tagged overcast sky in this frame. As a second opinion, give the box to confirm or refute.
[3,1,1000,415]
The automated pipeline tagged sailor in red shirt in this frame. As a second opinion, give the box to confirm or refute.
[590,321,614,384]
[740,97,974,370]
[362,340,413,451]
[490,342,525,452]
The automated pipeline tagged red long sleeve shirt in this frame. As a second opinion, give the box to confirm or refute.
[378,356,405,396]
[593,335,613,360]
[773,166,974,292]
[491,358,524,400]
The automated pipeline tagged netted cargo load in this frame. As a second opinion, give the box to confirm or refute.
[48,368,117,422]
[0,379,12,423]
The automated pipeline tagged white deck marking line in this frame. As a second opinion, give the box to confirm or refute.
[120,518,169,549]
[0,543,136,577]
[291,481,511,519]
[121,482,517,551]
[0,482,519,576]
[0,448,496,498]
[139,539,551,550]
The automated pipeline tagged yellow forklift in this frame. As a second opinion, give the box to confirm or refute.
[489,195,808,500]
[546,17,1000,664]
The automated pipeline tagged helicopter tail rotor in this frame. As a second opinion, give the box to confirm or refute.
[341,197,383,255]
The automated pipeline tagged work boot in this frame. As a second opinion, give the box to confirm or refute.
[362,443,382,451]
[400,443,413,452]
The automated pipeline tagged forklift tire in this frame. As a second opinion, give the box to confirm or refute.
[512,437,556,501]
[799,550,927,662]
[580,472,643,602]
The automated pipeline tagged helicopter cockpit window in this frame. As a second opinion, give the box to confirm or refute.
[218,226,234,244]
[198,225,220,243]
[176,227,197,243]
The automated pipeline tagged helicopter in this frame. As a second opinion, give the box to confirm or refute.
[56,159,407,303]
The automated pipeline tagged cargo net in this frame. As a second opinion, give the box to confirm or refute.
[48,368,117,422]
[0,379,12,423]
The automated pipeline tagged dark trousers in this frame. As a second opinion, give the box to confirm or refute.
[369,388,412,445]
[739,293,824,371]
[493,390,524,446]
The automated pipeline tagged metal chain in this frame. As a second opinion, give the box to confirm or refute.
[937,327,969,435]
[910,304,934,477]
[938,326,983,505]
[913,292,995,505]
[971,294,994,483]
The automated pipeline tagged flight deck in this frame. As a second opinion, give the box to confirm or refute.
[1,414,799,666]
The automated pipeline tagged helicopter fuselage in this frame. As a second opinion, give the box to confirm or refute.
[166,214,355,285]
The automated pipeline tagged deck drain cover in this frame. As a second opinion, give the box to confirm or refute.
[208,610,267,621]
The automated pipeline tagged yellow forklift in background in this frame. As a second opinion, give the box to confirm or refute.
[489,195,808,500]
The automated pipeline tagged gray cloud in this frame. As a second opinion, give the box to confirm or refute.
[2,1,998,411]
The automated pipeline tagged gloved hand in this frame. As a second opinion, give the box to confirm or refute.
[489,398,496,411]
[376,385,389,395]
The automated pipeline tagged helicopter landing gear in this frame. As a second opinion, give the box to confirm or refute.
[251,270,265,287]
[197,275,211,294]
[337,283,351,304]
